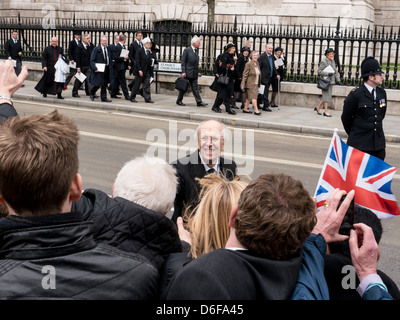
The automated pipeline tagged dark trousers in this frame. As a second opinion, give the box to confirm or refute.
[130,73,151,100]
[14,59,22,76]
[65,68,77,86]
[111,68,129,98]
[259,79,272,107]
[90,66,110,100]
[72,66,91,95]
[177,77,202,104]
[366,149,386,161]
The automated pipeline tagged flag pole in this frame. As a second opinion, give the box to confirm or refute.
[313,128,338,200]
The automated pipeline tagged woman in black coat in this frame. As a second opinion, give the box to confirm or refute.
[210,43,237,115]
[234,46,251,109]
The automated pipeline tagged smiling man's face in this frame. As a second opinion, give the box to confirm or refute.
[197,120,225,167]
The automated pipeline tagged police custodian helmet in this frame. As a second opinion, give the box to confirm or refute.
[361,56,384,78]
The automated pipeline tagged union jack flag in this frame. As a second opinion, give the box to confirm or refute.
[314,130,400,219]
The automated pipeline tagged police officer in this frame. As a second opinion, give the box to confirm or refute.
[341,57,387,160]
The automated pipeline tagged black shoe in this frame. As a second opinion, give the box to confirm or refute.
[212,106,222,113]
[111,95,121,99]
[57,94,64,100]
[176,101,185,106]
[117,92,122,96]
[130,98,137,103]
[262,106,272,112]
[90,95,95,101]
[271,105,279,108]
[145,99,154,103]
[125,96,130,100]
[72,93,80,98]
[240,104,244,109]
[232,105,240,109]
[242,109,252,114]
[323,112,332,117]
[42,93,47,98]
[314,107,322,115]
[254,112,262,116]
[102,99,112,102]
[226,107,236,115]
[197,102,208,107]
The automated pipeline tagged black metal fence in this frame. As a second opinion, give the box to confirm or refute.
[1,15,400,89]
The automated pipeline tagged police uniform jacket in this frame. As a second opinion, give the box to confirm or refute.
[341,85,386,152]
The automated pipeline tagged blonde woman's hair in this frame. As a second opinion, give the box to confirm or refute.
[184,174,249,259]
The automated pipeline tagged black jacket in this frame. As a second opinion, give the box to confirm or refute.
[162,248,302,300]
[71,189,182,271]
[128,40,142,73]
[133,47,153,76]
[75,42,94,69]
[258,51,278,85]
[67,38,80,61]
[0,212,159,299]
[0,103,18,123]
[324,252,400,300]
[341,85,387,152]
[5,38,22,61]
[112,43,129,72]
[171,150,237,223]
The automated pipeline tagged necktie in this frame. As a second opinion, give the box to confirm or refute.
[371,88,375,100]
[103,46,108,65]
[207,168,216,175]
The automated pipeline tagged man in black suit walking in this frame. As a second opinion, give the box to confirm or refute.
[5,30,23,76]
[170,120,237,223]
[258,43,279,112]
[110,34,130,100]
[65,30,81,89]
[73,33,94,97]
[128,31,143,90]
[129,37,154,103]
[89,35,112,102]
[176,36,207,107]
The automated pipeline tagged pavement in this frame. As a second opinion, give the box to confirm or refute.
[13,80,400,143]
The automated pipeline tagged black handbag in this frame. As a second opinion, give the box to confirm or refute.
[175,77,189,91]
[217,67,230,85]
[317,77,330,91]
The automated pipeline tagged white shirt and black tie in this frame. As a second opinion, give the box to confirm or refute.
[102,46,109,65]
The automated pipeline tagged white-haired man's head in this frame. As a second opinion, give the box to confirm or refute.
[112,155,178,215]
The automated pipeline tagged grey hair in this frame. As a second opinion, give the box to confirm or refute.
[113,155,178,214]
[194,120,227,142]
[191,36,201,45]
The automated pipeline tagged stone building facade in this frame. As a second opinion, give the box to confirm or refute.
[0,0,399,29]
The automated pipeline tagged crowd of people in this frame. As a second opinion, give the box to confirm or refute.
[0,30,396,301]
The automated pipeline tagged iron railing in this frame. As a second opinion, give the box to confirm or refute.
[1,14,399,89]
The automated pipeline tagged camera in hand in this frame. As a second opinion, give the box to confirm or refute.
[241,87,246,93]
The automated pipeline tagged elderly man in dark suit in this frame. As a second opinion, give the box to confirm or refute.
[89,35,112,102]
[73,33,94,98]
[5,30,23,76]
[171,119,237,223]
[176,36,207,107]
[258,43,279,112]
[129,37,154,103]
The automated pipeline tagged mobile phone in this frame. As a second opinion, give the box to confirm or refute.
[337,194,355,236]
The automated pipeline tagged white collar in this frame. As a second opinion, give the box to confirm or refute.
[364,82,375,94]
[198,152,220,173]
